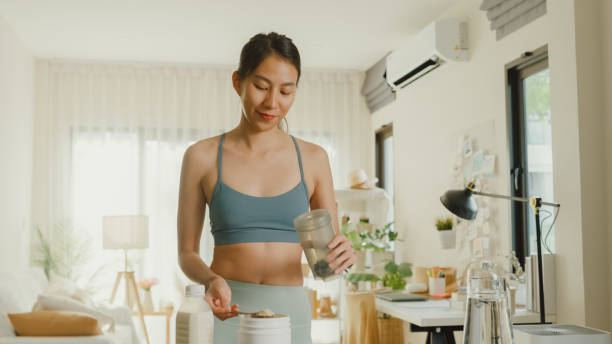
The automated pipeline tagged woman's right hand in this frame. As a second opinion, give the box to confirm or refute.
[204,276,239,320]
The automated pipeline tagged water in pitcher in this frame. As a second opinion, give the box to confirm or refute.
[462,260,514,344]
[463,295,513,343]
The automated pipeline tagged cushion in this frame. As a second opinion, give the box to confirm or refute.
[32,295,115,331]
[8,311,102,336]
[46,273,94,307]
[0,336,114,344]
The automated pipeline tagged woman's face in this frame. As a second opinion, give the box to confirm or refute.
[233,54,298,131]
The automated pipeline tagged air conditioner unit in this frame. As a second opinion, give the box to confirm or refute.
[386,18,468,90]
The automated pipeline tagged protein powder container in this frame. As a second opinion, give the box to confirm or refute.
[238,313,291,344]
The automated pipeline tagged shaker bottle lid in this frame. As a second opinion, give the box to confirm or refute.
[185,284,205,297]
[293,209,331,231]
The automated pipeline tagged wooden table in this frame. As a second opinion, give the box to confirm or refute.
[133,306,174,344]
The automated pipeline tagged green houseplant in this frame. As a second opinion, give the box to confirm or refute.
[381,261,412,290]
[347,260,412,290]
[34,224,92,281]
[342,221,397,252]
[33,223,108,292]
[435,216,453,231]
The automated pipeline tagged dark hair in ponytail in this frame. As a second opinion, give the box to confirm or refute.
[237,32,301,132]
[237,32,301,84]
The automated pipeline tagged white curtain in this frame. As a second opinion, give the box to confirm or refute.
[32,59,371,305]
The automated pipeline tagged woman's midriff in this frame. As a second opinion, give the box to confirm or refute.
[209,242,304,286]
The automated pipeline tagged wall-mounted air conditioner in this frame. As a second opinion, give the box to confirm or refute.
[386,18,469,90]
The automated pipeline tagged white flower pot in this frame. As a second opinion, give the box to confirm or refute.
[438,229,456,249]
[142,290,154,312]
[428,277,446,296]
[364,248,374,269]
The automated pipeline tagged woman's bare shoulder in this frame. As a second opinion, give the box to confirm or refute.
[182,135,222,171]
[293,137,329,164]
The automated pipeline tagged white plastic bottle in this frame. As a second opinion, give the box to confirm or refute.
[176,284,214,344]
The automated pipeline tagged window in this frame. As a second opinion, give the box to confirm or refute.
[506,46,555,265]
[375,124,394,195]
[375,124,394,235]
[71,127,199,302]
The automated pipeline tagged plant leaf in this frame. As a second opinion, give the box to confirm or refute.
[384,260,398,274]
[388,231,398,241]
[398,263,413,277]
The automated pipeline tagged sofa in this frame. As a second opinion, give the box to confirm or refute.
[0,268,138,344]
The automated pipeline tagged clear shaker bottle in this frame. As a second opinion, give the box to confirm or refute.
[293,209,340,281]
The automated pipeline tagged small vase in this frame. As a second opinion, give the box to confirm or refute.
[438,229,456,249]
[428,277,446,295]
[142,289,154,312]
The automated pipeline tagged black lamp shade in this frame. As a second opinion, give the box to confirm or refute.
[440,188,478,220]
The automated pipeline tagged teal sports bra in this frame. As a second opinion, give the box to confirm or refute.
[209,133,310,245]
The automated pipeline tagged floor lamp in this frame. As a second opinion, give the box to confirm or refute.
[440,181,560,324]
[103,215,150,344]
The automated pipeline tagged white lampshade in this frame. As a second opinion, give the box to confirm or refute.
[102,215,149,249]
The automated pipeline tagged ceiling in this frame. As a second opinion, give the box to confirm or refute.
[0,0,458,70]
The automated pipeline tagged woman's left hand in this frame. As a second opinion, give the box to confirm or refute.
[326,233,357,274]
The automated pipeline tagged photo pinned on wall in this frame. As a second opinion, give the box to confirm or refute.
[463,166,472,181]
[456,135,466,155]
[482,154,496,176]
[455,220,469,250]
[453,154,463,170]
[472,151,484,174]
[472,151,496,177]
[481,221,492,235]
[463,136,473,158]
[467,223,478,240]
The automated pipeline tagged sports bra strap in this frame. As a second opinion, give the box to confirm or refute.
[290,135,305,182]
[217,133,226,183]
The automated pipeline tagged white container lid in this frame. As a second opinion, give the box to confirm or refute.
[239,314,291,329]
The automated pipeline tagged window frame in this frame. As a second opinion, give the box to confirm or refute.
[375,124,393,190]
[505,45,549,267]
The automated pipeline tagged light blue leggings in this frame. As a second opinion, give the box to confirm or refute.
[213,279,312,344]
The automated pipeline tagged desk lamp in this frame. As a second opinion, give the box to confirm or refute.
[440,181,560,324]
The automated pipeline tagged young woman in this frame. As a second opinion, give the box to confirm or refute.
[177,32,356,343]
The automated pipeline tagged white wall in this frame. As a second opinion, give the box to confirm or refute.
[565,0,609,331]
[370,0,612,339]
[0,15,34,271]
[602,0,612,334]
[372,0,546,274]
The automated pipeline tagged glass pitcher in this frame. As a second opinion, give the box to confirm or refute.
[463,259,514,344]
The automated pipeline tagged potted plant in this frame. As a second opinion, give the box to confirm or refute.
[381,261,412,290]
[347,260,412,290]
[342,221,397,252]
[436,216,455,249]
[342,221,398,273]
